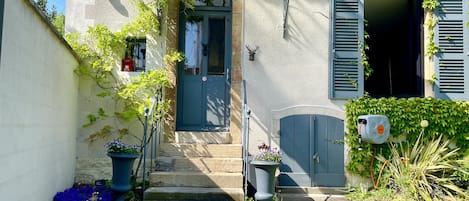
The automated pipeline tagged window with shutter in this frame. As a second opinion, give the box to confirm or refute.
[434,0,469,100]
[330,0,364,99]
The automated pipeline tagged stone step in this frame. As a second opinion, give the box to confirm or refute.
[175,131,231,144]
[158,143,242,158]
[277,193,348,201]
[156,157,242,173]
[276,186,347,195]
[144,187,244,201]
[150,172,243,188]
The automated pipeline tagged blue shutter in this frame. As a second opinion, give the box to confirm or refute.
[434,0,469,100]
[330,0,364,99]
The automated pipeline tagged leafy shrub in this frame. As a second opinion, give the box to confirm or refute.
[345,96,469,177]
[347,185,411,201]
[376,131,468,200]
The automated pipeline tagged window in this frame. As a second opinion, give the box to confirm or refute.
[122,38,146,72]
[330,0,469,100]
[364,0,423,98]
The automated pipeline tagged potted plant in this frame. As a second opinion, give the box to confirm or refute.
[251,143,282,201]
[105,139,140,201]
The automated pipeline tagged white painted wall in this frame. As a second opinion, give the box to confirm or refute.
[243,0,346,152]
[0,1,79,200]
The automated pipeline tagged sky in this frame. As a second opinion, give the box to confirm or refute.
[48,0,66,13]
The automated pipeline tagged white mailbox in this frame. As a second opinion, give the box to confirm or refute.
[357,115,390,144]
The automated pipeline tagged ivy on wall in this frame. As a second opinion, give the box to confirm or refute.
[362,20,373,80]
[423,0,439,57]
[345,96,469,177]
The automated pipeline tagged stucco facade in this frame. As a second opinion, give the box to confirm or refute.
[0,0,79,200]
[65,0,455,189]
[242,0,347,152]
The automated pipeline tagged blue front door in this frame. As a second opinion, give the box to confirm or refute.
[176,11,232,131]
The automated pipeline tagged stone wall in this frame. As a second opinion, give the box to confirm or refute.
[0,0,79,200]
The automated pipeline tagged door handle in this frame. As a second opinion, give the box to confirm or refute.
[226,69,230,82]
[313,153,320,164]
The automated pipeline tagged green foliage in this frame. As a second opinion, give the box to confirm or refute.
[164,50,185,65]
[35,0,58,21]
[347,185,409,201]
[429,73,437,85]
[82,108,108,128]
[52,13,65,35]
[244,197,255,201]
[426,40,439,57]
[422,0,439,10]
[35,0,65,35]
[423,3,439,57]
[87,125,112,143]
[65,0,179,143]
[360,41,373,80]
[345,96,469,177]
[361,20,373,80]
[376,132,468,200]
[117,70,171,120]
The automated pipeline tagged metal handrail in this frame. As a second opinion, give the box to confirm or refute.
[242,79,251,195]
[139,87,164,200]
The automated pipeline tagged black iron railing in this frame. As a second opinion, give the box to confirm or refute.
[135,87,164,199]
[242,79,251,195]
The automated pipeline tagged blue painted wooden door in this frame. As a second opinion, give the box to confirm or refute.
[279,115,345,187]
[176,11,231,131]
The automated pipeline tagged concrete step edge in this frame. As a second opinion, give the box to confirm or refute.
[151,172,242,176]
[156,156,243,160]
[276,186,348,195]
[144,187,244,201]
[155,157,242,173]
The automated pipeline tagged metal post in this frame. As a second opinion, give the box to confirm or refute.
[142,108,149,200]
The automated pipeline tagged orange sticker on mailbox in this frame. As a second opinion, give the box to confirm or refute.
[377,125,385,135]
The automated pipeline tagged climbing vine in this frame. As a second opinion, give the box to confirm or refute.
[361,20,373,80]
[423,0,439,57]
[66,0,190,142]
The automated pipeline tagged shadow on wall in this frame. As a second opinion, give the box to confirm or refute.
[110,0,129,17]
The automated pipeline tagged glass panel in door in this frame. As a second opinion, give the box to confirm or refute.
[184,17,203,75]
[181,15,205,126]
[206,15,227,127]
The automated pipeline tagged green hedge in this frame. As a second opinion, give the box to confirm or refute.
[345,96,469,177]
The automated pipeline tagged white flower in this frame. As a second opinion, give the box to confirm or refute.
[420,120,429,128]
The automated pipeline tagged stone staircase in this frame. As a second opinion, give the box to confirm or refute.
[144,132,244,201]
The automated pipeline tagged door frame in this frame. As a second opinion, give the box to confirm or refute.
[176,9,232,131]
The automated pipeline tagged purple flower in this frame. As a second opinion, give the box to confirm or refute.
[253,143,282,162]
[104,139,140,154]
[53,184,114,201]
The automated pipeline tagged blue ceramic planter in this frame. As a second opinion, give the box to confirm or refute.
[251,160,279,201]
[108,153,139,200]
